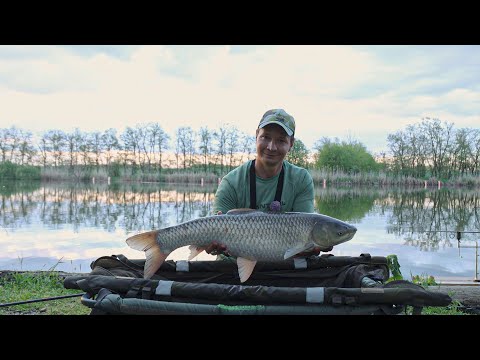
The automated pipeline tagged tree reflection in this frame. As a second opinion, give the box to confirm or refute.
[2,181,478,254]
[386,189,480,251]
[0,181,215,234]
[314,187,377,221]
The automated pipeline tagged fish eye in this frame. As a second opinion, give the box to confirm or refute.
[337,231,343,236]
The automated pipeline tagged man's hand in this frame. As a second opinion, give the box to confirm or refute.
[205,241,230,256]
[205,211,231,256]
[295,245,333,257]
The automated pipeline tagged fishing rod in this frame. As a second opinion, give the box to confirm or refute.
[0,292,86,308]
[390,228,480,240]
[423,231,480,241]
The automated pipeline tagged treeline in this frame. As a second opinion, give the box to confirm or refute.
[0,123,256,176]
[386,117,480,178]
[1,116,480,184]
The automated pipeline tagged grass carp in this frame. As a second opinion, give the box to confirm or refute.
[126,209,357,283]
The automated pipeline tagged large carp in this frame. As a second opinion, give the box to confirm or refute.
[126,209,357,283]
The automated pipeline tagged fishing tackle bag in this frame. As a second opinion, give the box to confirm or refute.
[64,253,452,315]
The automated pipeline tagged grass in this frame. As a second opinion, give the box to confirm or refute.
[416,299,466,315]
[0,271,90,315]
[385,256,471,315]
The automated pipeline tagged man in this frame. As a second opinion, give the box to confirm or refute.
[207,108,326,256]
[213,108,314,214]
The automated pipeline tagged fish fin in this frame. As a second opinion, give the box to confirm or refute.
[188,245,205,260]
[126,230,168,279]
[283,242,315,259]
[226,208,262,215]
[236,257,257,283]
[144,247,168,279]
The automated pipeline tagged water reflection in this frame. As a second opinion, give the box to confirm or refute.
[384,189,480,251]
[1,181,216,233]
[315,187,378,221]
[1,181,479,280]
[315,186,480,251]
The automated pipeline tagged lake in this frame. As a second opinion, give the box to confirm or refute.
[1,180,479,283]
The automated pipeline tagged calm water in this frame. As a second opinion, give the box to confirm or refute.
[1,180,479,282]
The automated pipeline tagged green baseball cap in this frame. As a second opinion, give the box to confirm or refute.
[258,109,295,136]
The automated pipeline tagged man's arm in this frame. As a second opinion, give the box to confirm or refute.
[212,178,237,216]
[291,170,315,213]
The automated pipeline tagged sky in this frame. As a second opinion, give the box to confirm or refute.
[0,45,479,155]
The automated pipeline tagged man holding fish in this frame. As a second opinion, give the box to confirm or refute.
[126,109,357,282]
[207,108,327,257]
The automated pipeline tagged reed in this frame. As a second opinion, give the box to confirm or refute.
[3,162,480,187]
[310,169,480,187]
[163,171,220,185]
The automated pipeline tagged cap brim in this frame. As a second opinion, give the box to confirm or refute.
[259,121,294,136]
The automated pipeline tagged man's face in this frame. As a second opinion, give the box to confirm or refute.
[256,124,294,167]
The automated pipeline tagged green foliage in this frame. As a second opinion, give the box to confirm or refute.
[0,161,41,180]
[385,256,468,315]
[108,162,122,178]
[411,273,437,287]
[286,139,310,168]
[0,180,41,196]
[315,191,375,222]
[386,254,403,282]
[406,299,466,315]
[314,140,379,173]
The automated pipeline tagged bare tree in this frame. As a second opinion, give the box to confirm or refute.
[420,117,454,178]
[38,133,50,166]
[155,124,169,172]
[469,129,480,175]
[226,125,240,170]
[43,130,66,166]
[213,124,228,174]
[198,126,212,172]
[240,133,256,163]
[65,129,83,168]
[101,128,120,167]
[17,129,35,165]
[0,128,11,162]
[79,132,92,167]
[120,127,140,167]
[175,127,195,169]
[90,131,103,166]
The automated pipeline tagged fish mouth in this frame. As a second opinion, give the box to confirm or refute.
[337,225,357,243]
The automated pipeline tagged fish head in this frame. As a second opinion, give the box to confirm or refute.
[311,215,357,249]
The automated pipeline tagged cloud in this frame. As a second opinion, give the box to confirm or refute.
[0,45,479,155]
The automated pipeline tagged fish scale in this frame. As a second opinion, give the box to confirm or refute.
[158,212,317,261]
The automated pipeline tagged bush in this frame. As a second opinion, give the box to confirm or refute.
[0,161,41,180]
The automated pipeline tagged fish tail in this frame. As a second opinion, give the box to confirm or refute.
[126,230,168,279]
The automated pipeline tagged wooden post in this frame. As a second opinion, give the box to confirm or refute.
[438,180,441,189]
[201,178,204,187]
[323,179,326,188]
[92,177,95,184]
[107,177,111,185]
[475,241,479,282]
[424,180,427,189]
